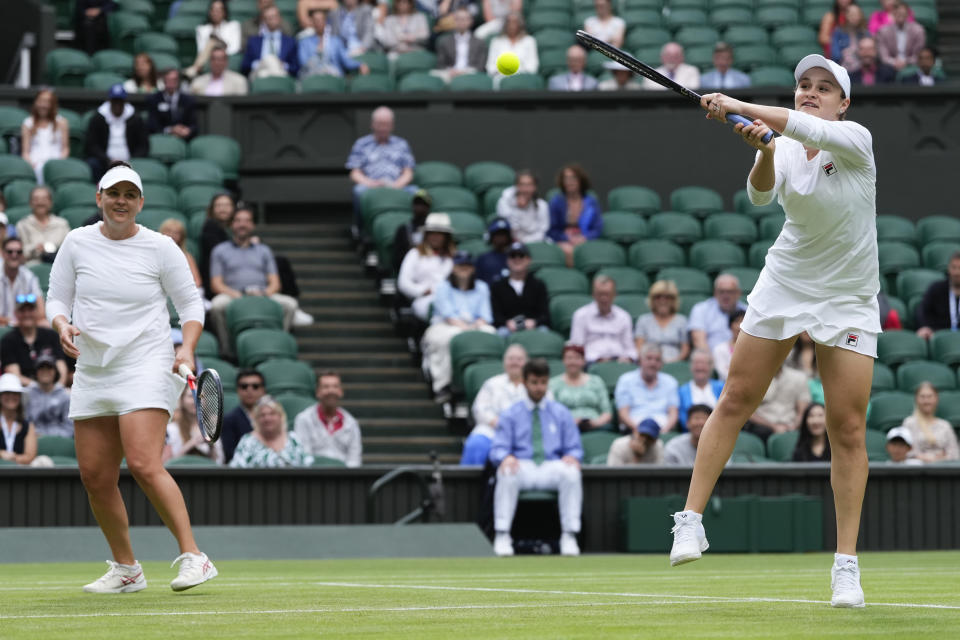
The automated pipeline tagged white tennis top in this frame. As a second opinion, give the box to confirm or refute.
[46,223,205,367]
[747,110,881,331]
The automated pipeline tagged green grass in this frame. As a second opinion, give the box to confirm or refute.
[2,553,959,639]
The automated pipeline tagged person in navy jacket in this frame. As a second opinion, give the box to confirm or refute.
[241,5,300,78]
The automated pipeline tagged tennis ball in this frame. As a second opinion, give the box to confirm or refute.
[496,52,520,76]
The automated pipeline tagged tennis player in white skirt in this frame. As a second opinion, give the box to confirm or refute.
[668,56,879,608]
[47,162,218,593]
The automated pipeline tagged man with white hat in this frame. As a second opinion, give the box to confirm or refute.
[885,426,923,465]
[396,212,455,321]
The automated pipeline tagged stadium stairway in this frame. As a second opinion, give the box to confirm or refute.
[256,222,462,465]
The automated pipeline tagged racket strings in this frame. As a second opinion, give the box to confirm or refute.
[197,375,223,438]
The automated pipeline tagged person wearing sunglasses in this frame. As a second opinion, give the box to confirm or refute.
[0,293,66,387]
[221,368,266,464]
[0,237,46,328]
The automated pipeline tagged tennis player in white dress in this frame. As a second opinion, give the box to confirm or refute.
[47,162,218,593]
[668,56,878,608]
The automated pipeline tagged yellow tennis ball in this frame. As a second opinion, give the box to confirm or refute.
[496,52,520,76]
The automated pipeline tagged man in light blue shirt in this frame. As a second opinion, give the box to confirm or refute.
[490,359,583,557]
[615,343,680,434]
[700,42,751,90]
[689,274,747,351]
[298,9,369,78]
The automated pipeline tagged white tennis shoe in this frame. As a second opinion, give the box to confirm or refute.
[83,560,147,593]
[670,510,709,566]
[170,552,218,592]
[493,532,514,557]
[559,532,580,556]
[831,556,865,608]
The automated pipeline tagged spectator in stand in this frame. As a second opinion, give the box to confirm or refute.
[74,0,115,55]
[583,0,625,49]
[297,0,339,31]
[547,164,602,267]
[792,402,831,462]
[184,0,242,79]
[376,0,429,56]
[899,46,943,85]
[848,37,897,84]
[819,0,855,59]
[916,251,960,338]
[548,45,598,92]
[570,275,636,364]
[475,218,513,285]
[663,404,711,465]
[25,355,72,439]
[0,237,45,327]
[199,193,235,294]
[20,89,69,185]
[241,5,301,78]
[397,212,456,320]
[0,374,37,466]
[689,274,746,351]
[298,9,370,78]
[869,0,915,34]
[329,0,377,57]
[163,389,223,464]
[229,396,314,468]
[614,343,679,434]
[643,42,699,90]
[461,344,528,465]
[606,417,663,465]
[221,368,266,464]
[831,4,870,66]
[700,42,751,90]
[191,46,250,96]
[159,218,203,292]
[885,426,922,464]
[346,106,416,236]
[1,295,66,385]
[475,0,521,41]
[436,8,488,82]
[597,60,641,91]
[392,189,432,275]
[490,358,583,557]
[676,349,724,433]
[84,84,149,182]
[712,309,744,381]
[486,13,539,76]
[146,69,198,141]
[876,2,925,72]
[634,280,689,364]
[496,171,549,244]
[17,186,70,265]
[241,0,294,49]
[549,343,612,431]
[293,371,362,467]
[490,242,549,335]
[742,362,811,443]
[420,251,495,402]
[878,291,902,330]
[124,53,161,95]
[787,331,818,381]
[899,382,960,463]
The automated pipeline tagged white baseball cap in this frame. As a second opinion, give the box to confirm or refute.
[98,165,144,196]
[794,54,851,99]
[886,426,913,447]
[0,373,24,394]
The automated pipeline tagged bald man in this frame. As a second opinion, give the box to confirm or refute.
[643,42,700,90]
[548,45,598,91]
[688,274,746,351]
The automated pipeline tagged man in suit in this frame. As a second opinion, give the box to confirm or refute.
[490,358,583,557]
[435,8,487,81]
[240,0,293,49]
[490,242,549,335]
[221,369,266,464]
[190,46,249,96]
[548,45,598,92]
[144,68,197,141]
[241,4,300,78]
[699,42,751,90]
[916,251,960,339]
[848,37,897,85]
[877,1,926,71]
[298,9,369,78]
[643,42,699,90]
[899,46,945,85]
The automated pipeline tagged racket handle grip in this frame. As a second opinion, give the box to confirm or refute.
[178,364,194,380]
[727,113,774,144]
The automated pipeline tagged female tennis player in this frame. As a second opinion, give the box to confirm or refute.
[47,161,217,593]
[669,55,878,609]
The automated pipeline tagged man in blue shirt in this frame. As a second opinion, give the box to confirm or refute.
[615,343,680,434]
[240,5,300,77]
[689,274,747,351]
[490,359,583,557]
[298,9,370,79]
[699,42,751,90]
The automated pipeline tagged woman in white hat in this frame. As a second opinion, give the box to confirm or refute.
[669,55,877,608]
[397,212,457,321]
[46,161,217,593]
[0,373,37,466]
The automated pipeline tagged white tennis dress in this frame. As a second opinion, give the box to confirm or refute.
[46,223,205,420]
[744,110,881,357]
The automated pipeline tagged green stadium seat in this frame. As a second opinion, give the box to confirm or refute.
[662,360,693,385]
[507,330,566,359]
[758,213,785,240]
[464,162,515,196]
[917,216,960,246]
[54,181,95,211]
[622,8,663,29]
[527,10,572,32]
[935,390,960,427]
[398,72,446,92]
[528,242,566,271]
[876,330,927,367]
[92,49,134,74]
[597,266,650,295]
[3,180,37,208]
[866,391,914,431]
[766,430,799,462]
[733,188,784,218]
[222,389,240,413]
[897,360,957,392]
[538,49,569,79]
[669,186,724,217]
[0,155,36,187]
[226,296,284,340]
[449,73,495,91]
[350,73,395,93]
[801,4,830,28]
[130,158,170,185]
[149,134,188,164]
[187,135,241,182]
[629,239,686,273]
[414,161,463,189]
[535,29,576,51]
[142,185,179,209]
[721,266,760,295]
[148,52,181,75]
[607,185,661,215]
[675,26,720,48]
[83,71,126,91]
[450,331,505,389]
[625,26,672,52]
[655,266,712,297]
[46,48,94,87]
[111,11,152,53]
[448,211,486,242]
[615,293,648,322]
[621,0,664,8]
[771,24,818,47]
[463,359,504,406]
[728,44,779,71]
[362,187,413,227]
[300,74,347,93]
[872,361,896,392]
[757,6,799,27]
[36,435,76,458]
[601,212,649,245]
[275,392,317,426]
[353,51,388,75]
[574,240,627,275]
[4,206,31,226]
[895,268,942,302]
[749,65,796,86]
[0,138,6,154]
[885,294,910,330]
[929,330,960,367]
[875,215,917,245]
[163,14,203,65]
[537,267,590,297]
[202,357,238,391]
[137,209,187,231]
[371,211,411,272]
[665,8,708,29]
[195,331,220,359]
[722,25,770,48]
[500,73,546,90]
[178,185,222,215]
[589,360,634,394]
[877,241,921,280]
[394,50,438,78]
[134,31,179,56]
[550,294,592,336]
[704,213,758,245]
[733,430,766,459]
[648,212,702,245]
[0,107,29,142]
[236,328,299,367]
[257,358,317,396]
[250,76,296,94]
[59,205,98,228]
[482,187,508,218]
[581,431,618,463]
[921,242,956,272]
[910,4,938,31]
[709,7,753,29]
[686,45,716,70]
[689,239,746,273]
[779,43,819,68]
[169,159,224,190]
[165,455,219,466]
[429,185,479,214]
[865,429,890,461]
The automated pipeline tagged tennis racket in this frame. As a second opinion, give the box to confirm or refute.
[575,31,775,144]
[179,364,224,444]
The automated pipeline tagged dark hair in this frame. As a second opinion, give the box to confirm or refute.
[308,7,328,17]
[317,370,341,384]
[687,404,712,420]
[233,206,255,223]
[236,368,265,386]
[793,402,831,462]
[515,169,540,201]
[728,308,746,328]
[0,191,5,208]
[448,265,477,291]
[106,160,133,172]
[920,45,938,58]
[949,251,960,265]
[3,236,22,249]
[523,358,551,380]
[208,0,229,22]
[831,0,857,19]
[556,163,591,196]
[206,192,236,221]
[132,53,158,87]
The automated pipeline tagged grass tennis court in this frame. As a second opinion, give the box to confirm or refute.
[2,552,959,639]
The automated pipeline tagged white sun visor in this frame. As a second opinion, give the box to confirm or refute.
[98,166,144,196]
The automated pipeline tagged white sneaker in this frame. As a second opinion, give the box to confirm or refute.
[670,510,709,566]
[831,555,865,608]
[560,532,580,556]
[493,532,514,557]
[83,560,147,594]
[170,552,218,592]
[292,309,314,327]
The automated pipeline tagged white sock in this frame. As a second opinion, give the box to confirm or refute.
[117,561,139,571]
[835,553,858,565]
[677,510,702,521]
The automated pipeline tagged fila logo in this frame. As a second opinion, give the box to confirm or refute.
[846,333,860,347]
[822,162,838,176]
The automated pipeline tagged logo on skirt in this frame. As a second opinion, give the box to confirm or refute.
[846,333,860,347]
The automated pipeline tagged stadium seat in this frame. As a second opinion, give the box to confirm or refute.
[507,330,566,360]
[910,4,939,31]
[0,155,36,187]
[195,331,220,359]
[163,13,203,65]
[202,357,238,391]
[758,213,785,240]
[536,267,590,297]
[600,212,648,246]
[732,431,765,460]
[4,205,30,226]
[394,50,438,79]
[771,24,818,47]
[935,390,960,427]
[629,239,686,273]
[371,211,411,272]
[732,188,784,218]
[449,73,494,91]
[500,73,546,90]
[165,455,219,466]
[590,360,634,394]
[527,10,571,32]
[648,212,702,245]
[865,429,890,461]
[709,7,753,29]
[362,187,413,228]
[448,211,486,242]
[615,293,648,322]
[464,161,515,196]
[929,330,960,367]
[300,74,346,93]
[684,45,715,71]
[886,294,910,330]
[895,268,942,302]
[625,26,672,52]
[703,213,758,245]
[606,185,661,215]
[549,294,592,336]
[779,43,819,68]
[149,52,181,75]
[187,135,241,182]
[398,72,446,92]
[597,266,650,295]
[3,180,36,208]
[45,48,94,87]
[349,73,394,92]
[876,330,927,366]
[728,44,779,71]
[528,242,567,271]
[130,158,170,185]
[921,242,956,272]
[91,49,134,74]
[463,359,504,407]
[688,239,746,273]
[250,76,296,94]
[665,8,708,29]
[37,435,76,458]
[581,431,618,463]
[655,267,712,297]
[236,328,299,367]
[178,185,223,215]
[749,65,796,86]
[137,209,187,231]
[896,360,957,392]
[142,185,179,209]
[662,360,692,385]
[169,159,224,190]
[866,391,914,431]
[149,134,188,164]
[669,186,724,217]
[722,25,770,48]
[875,214,917,245]
[134,31,179,56]
[83,71,126,91]
[354,51,388,74]
[111,11,152,53]
[877,241,921,279]
[535,28,576,51]
[872,361,896,393]
[59,205,98,228]
[721,266,760,295]
[54,181,95,211]
[429,185,479,214]
[450,331,505,390]
[917,216,960,246]
[538,49,569,80]
[226,297,284,340]
[574,240,627,275]
[275,392,317,426]
[257,358,317,397]
[414,161,463,189]
[757,6,799,27]
[765,430,799,462]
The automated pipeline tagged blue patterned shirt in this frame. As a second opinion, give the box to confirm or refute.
[345,134,415,182]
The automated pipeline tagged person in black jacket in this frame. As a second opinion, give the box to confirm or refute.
[916,251,960,339]
[392,189,431,276]
[146,69,198,140]
[84,84,149,182]
[74,0,116,54]
[490,242,549,334]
